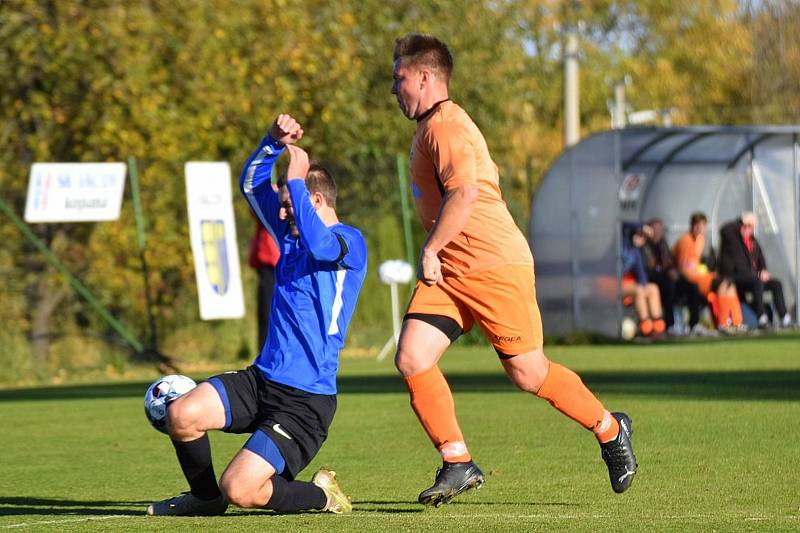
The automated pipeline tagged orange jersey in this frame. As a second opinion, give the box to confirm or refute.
[410,100,532,276]
[672,232,715,295]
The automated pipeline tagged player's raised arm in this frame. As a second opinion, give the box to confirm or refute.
[240,114,304,234]
[284,144,351,265]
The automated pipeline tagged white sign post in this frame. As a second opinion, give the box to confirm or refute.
[24,162,127,222]
[185,162,245,320]
[376,260,414,361]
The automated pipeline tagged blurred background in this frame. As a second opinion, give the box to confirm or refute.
[2,0,799,384]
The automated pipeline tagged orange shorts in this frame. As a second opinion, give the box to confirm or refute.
[406,263,543,355]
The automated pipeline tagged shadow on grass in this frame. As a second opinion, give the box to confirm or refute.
[357,499,578,507]
[0,496,145,516]
[1,370,798,403]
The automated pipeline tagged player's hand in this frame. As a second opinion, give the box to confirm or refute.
[286,144,310,180]
[760,270,770,282]
[269,114,304,145]
[418,248,442,286]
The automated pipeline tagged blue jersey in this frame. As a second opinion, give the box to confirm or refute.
[240,135,367,394]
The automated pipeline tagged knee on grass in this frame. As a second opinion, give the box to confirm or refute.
[220,475,270,509]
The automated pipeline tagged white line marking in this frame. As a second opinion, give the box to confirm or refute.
[1,515,130,529]
[2,511,795,528]
[257,512,800,521]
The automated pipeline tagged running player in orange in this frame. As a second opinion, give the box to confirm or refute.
[390,34,637,506]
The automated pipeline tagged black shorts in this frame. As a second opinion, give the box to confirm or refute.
[207,365,336,480]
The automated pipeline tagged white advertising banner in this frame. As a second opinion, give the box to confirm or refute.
[185,162,245,320]
[24,162,127,222]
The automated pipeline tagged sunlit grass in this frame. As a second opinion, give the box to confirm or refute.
[2,336,799,531]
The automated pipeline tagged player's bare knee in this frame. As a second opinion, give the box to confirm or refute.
[220,476,257,508]
[395,346,427,377]
[165,396,202,438]
[503,349,549,394]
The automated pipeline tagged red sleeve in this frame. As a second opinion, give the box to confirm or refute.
[249,226,280,268]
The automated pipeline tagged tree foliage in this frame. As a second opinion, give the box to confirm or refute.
[0,0,795,372]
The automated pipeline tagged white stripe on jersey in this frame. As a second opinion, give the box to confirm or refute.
[327,269,347,335]
[243,142,280,245]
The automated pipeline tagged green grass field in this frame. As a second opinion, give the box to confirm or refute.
[2,336,799,532]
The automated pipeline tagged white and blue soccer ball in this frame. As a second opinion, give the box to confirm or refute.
[144,374,197,434]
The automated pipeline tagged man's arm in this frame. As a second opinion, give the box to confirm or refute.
[284,144,349,264]
[240,114,304,236]
[288,180,346,262]
[240,135,284,233]
[419,121,479,284]
[419,185,478,284]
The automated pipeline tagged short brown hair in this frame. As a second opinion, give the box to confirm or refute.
[393,34,453,83]
[277,163,337,209]
[689,212,707,227]
[306,163,337,209]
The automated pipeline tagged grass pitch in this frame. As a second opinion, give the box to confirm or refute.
[2,336,799,531]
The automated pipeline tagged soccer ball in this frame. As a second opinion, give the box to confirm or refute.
[144,374,197,434]
[620,317,638,340]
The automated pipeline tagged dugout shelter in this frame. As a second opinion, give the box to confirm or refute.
[529,126,800,338]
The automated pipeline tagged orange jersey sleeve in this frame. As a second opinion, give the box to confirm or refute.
[410,101,531,276]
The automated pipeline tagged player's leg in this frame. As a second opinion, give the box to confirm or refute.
[501,350,638,494]
[721,280,744,328]
[622,282,652,335]
[219,437,277,508]
[467,265,637,493]
[147,382,229,516]
[500,349,621,442]
[677,276,702,329]
[645,282,666,334]
[219,377,349,513]
[219,440,348,513]
[396,282,483,506]
[656,273,676,329]
[764,278,789,325]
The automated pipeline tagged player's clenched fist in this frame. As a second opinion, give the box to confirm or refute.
[286,144,310,181]
[269,113,304,145]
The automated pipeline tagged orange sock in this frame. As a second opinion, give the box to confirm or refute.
[404,366,471,462]
[536,362,619,443]
[653,318,666,334]
[729,296,743,326]
[716,294,731,326]
[639,319,653,336]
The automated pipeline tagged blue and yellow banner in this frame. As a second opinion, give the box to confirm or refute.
[185,162,244,320]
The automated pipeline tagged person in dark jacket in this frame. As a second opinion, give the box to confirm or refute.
[719,211,791,328]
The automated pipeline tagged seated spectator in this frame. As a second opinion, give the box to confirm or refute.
[719,211,792,328]
[642,218,712,336]
[622,223,666,337]
[672,212,745,333]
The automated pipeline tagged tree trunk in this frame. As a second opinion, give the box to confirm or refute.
[30,275,67,364]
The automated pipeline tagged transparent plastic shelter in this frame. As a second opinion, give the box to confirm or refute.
[529,126,800,338]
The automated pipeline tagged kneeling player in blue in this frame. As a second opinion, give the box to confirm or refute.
[147,114,367,516]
